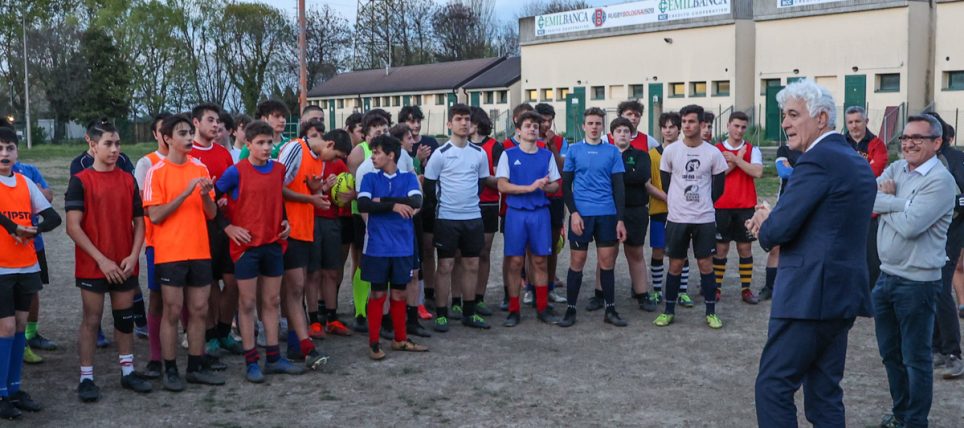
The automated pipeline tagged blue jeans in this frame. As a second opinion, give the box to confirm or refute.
[872,272,940,428]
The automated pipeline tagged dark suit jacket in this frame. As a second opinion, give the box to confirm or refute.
[759,133,877,320]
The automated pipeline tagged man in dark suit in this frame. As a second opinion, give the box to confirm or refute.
[746,80,877,428]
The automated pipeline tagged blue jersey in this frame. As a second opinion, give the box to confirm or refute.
[359,170,421,257]
[496,147,560,210]
[562,141,625,216]
[12,162,48,251]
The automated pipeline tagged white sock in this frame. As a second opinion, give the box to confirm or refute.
[80,366,94,382]
[119,354,134,376]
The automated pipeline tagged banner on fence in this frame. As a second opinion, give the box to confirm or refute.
[534,0,731,37]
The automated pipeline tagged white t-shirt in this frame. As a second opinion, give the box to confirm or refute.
[0,174,51,274]
[354,151,415,192]
[134,151,167,189]
[721,140,763,165]
[423,140,489,220]
[660,142,728,224]
[229,147,242,164]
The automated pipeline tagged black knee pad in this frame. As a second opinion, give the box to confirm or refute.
[113,307,135,334]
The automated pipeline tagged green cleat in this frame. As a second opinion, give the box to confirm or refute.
[653,313,675,327]
[706,314,723,329]
[677,294,694,308]
[434,316,449,333]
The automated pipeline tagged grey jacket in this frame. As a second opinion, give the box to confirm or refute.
[874,156,956,282]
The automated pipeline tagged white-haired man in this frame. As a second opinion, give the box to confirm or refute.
[747,80,876,427]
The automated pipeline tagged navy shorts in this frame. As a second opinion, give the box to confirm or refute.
[361,254,414,286]
[569,214,618,250]
[146,246,159,292]
[649,213,667,249]
[504,207,552,257]
[549,198,566,229]
[235,243,285,280]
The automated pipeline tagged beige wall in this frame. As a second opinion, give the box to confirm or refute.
[521,22,753,135]
[755,6,927,133]
[934,1,964,132]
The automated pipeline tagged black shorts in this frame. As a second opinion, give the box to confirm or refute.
[352,214,366,249]
[549,198,565,229]
[234,243,285,280]
[569,214,618,250]
[715,208,756,243]
[207,222,235,279]
[36,250,49,285]
[434,218,485,258]
[155,260,213,288]
[284,239,314,271]
[665,221,717,260]
[339,216,354,246]
[313,217,343,272]
[362,255,415,287]
[422,210,436,234]
[481,204,499,234]
[624,206,649,247]
[0,272,42,317]
[76,277,139,294]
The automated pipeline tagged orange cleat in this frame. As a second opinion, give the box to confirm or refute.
[309,322,326,339]
[325,320,353,337]
[417,305,433,320]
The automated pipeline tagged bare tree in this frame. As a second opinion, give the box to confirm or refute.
[520,0,591,17]
[172,0,234,109]
[433,0,498,62]
[306,4,353,87]
[221,2,294,113]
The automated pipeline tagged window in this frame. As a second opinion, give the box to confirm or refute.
[413,95,422,105]
[498,91,508,104]
[337,99,344,109]
[629,84,644,99]
[435,94,445,105]
[761,78,781,95]
[527,89,538,102]
[542,89,553,101]
[669,82,685,98]
[591,86,605,100]
[690,81,707,97]
[876,74,900,92]
[557,88,570,100]
[484,91,494,104]
[947,71,964,91]
[392,96,401,106]
[712,81,730,97]
[373,97,381,107]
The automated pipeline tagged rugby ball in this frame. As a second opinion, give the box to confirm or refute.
[330,173,355,207]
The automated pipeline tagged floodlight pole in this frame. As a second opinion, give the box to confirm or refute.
[298,0,307,113]
[22,14,32,149]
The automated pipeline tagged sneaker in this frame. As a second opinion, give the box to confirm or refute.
[677,294,694,308]
[185,368,226,385]
[287,345,305,362]
[142,361,162,379]
[942,354,964,379]
[9,390,41,412]
[537,307,561,325]
[369,343,386,361]
[549,288,568,303]
[475,301,494,316]
[246,363,265,383]
[450,305,464,320]
[97,329,111,348]
[305,349,329,370]
[0,398,21,420]
[163,369,185,392]
[325,320,354,336]
[604,309,628,327]
[203,354,227,371]
[391,339,428,352]
[462,314,491,330]
[503,312,521,327]
[265,357,306,375]
[134,325,149,339]
[879,414,904,428]
[584,296,604,312]
[706,314,724,329]
[309,322,326,340]
[417,305,433,320]
[27,333,57,351]
[407,321,432,338]
[353,315,368,333]
[653,313,675,327]
[558,307,577,328]
[639,295,658,312]
[434,316,450,333]
[759,287,773,301]
[522,290,534,306]
[121,373,153,393]
[77,379,100,402]
[741,288,760,305]
[219,334,244,355]
[255,321,267,347]
[205,338,222,358]
[650,291,664,304]
[22,346,43,364]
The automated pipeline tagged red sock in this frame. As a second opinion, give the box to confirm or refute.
[535,285,548,312]
[367,295,386,345]
[300,338,315,356]
[391,299,407,342]
[508,296,521,314]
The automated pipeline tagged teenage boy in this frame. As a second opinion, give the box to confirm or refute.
[424,104,493,331]
[133,112,172,378]
[701,112,716,143]
[345,113,365,147]
[142,114,225,391]
[604,100,657,151]
[66,120,153,401]
[230,114,252,163]
[217,111,234,150]
[358,135,428,359]
[646,113,677,306]
[277,118,334,369]
[713,112,763,305]
[499,111,562,327]
[558,107,628,328]
[216,120,300,383]
[655,105,728,329]
[189,104,242,367]
[0,124,61,419]
[469,107,500,318]
[239,99,291,160]
[399,105,438,171]
[611,117,657,311]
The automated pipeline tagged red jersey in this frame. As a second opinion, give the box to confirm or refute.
[607,132,650,152]
[226,160,287,262]
[190,142,234,181]
[316,159,348,219]
[714,141,757,209]
[66,168,142,279]
[476,137,502,204]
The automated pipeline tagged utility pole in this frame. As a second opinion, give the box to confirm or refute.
[298,0,307,113]
[22,14,32,149]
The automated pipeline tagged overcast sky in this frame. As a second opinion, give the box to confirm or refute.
[257,0,614,23]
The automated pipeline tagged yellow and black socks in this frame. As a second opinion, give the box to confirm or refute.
[739,257,753,291]
[713,257,727,287]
